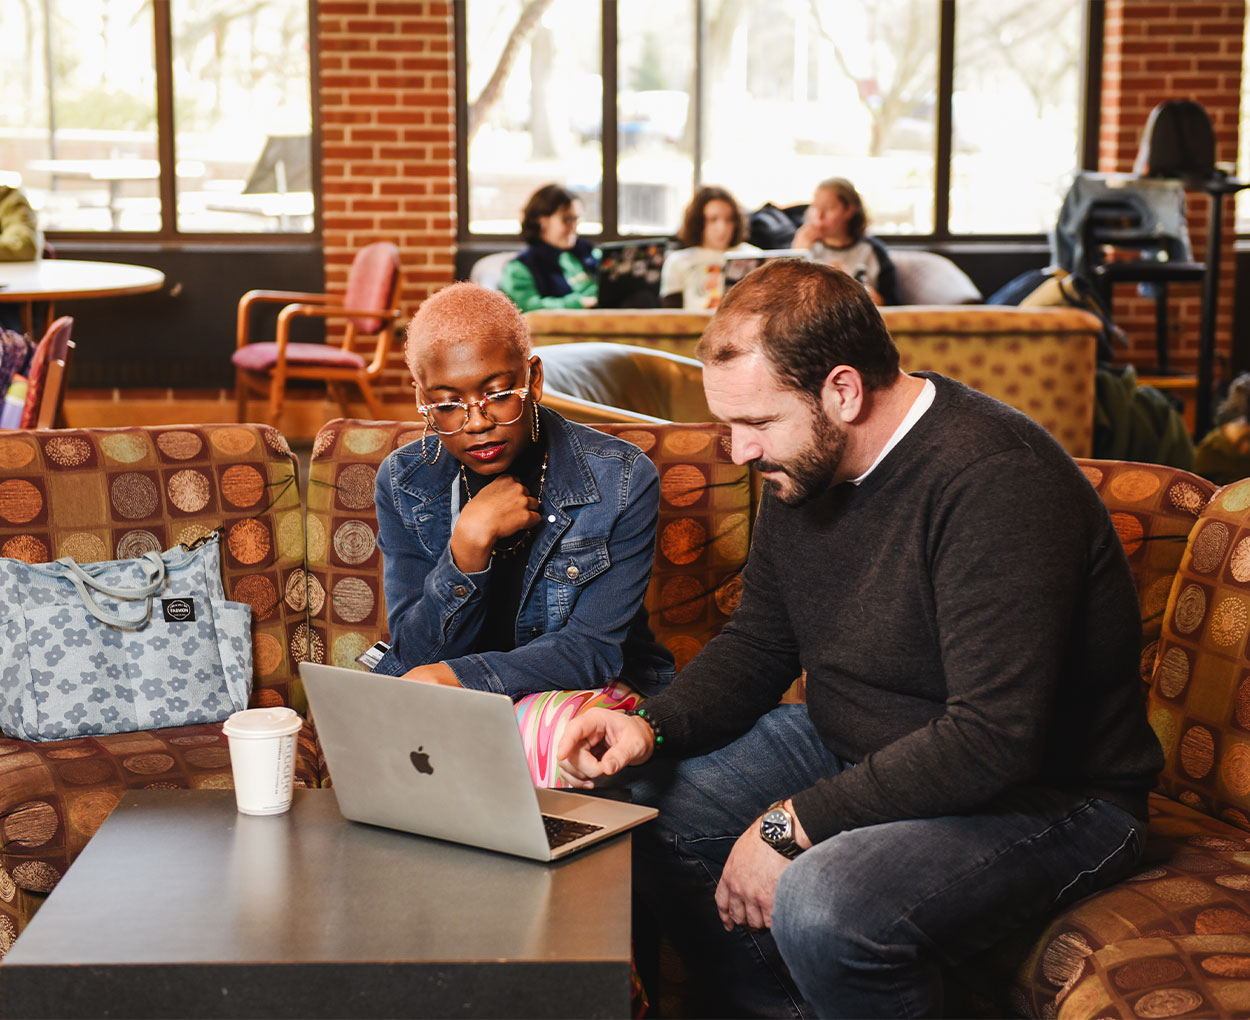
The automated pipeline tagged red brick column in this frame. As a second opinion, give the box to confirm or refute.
[318,0,457,404]
[1099,0,1244,388]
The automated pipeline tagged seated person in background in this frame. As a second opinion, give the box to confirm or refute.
[0,181,40,332]
[0,182,39,262]
[372,282,675,787]
[792,176,899,306]
[660,185,759,310]
[1195,373,1250,485]
[500,184,600,312]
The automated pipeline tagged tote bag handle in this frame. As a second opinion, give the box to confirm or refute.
[54,552,166,631]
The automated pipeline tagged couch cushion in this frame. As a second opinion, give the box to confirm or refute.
[0,719,320,954]
[304,419,753,683]
[231,341,366,372]
[594,423,752,668]
[891,249,982,305]
[1146,478,1250,830]
[0,425,308,712]
[341,241,400,335]
[537,343,711,423]
[1000,793,1250,1019]
[1078,460,1216,688]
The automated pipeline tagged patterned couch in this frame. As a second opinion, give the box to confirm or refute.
[8,418,1250,1019]
[1002,462,1250,1020]
[0,424,321,950]
[526,306,1101,457]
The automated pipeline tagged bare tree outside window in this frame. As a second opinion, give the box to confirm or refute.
[171,0,314,233]
[459,0,1086,239]
[465,0,602,234]
[950,0,1082,233]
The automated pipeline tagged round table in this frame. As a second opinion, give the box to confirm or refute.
[0,259,165,336]
[0,259,165,302]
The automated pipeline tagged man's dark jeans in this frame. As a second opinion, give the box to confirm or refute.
[627,704,1147,1019]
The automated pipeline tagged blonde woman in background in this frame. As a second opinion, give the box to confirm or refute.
[792,176,899,305]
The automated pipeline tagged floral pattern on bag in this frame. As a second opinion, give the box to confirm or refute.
[0,537,252,741]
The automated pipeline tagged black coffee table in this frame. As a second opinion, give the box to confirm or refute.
[1,789,635,1018]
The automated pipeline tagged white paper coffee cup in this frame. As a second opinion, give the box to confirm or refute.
[222,707,304,815]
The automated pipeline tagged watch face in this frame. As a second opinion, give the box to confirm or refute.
[761,809,791,844]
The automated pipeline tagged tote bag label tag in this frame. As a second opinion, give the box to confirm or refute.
[162,598,196,622]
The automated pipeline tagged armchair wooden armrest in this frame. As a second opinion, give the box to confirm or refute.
[236,289,340,348]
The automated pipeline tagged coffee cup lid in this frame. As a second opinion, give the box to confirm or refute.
[222,706,303,739]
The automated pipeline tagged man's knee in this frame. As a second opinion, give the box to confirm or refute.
[772,840,909,964]
[773,846,854,949]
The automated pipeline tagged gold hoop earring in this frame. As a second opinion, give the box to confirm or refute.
[530,402,541,442]
[421,420,441,465]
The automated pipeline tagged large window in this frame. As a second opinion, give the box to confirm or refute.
[458,0,1090,241]
[0,0,314,237]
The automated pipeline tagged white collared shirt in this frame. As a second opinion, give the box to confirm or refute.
[849,378,936,486]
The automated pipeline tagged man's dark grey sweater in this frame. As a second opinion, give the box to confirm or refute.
[643,374,1164,845]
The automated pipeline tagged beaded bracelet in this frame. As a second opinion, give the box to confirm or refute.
[625,706,664,746]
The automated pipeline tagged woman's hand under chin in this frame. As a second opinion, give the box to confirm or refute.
[402,662,462,687]
[450,472,542,573]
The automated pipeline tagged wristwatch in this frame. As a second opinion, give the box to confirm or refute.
[759,799,803,859]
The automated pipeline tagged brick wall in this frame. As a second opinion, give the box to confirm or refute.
[317,0,457,403]
[1099,0,1244,384]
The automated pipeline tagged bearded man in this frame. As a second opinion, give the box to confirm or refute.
[558,259,1163,1019]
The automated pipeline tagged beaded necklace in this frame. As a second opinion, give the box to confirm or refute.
[460,452,549,559]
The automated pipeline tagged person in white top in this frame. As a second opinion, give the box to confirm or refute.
[792,177,899,306]
[660,186,759,311]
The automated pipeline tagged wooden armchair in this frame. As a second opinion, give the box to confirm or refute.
[233,242,402,425]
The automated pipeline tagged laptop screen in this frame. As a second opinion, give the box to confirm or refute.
[597,238,669,308]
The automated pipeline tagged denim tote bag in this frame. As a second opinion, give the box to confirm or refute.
[0,534,252,741]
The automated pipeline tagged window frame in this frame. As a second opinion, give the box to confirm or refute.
[455,0,1104,246]
[41,0,322,247]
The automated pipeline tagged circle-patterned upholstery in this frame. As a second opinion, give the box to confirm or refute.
[1148,477,1250,829]
[974,462,1250,1019]
[0,424,320,953]
[1079,460,1217,690]
[1003,795,1250,1019]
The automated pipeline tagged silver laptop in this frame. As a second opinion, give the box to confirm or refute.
[299,662,657,861]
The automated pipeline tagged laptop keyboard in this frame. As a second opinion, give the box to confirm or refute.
[542,814,604,850]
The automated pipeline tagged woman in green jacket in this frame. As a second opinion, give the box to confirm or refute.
[500,184,599,312]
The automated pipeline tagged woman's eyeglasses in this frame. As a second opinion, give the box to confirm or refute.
[415,369,531,435]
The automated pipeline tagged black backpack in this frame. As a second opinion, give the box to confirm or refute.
[747,203,805,249]
[1133,99,1216,179]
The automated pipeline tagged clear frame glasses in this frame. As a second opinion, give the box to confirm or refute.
[416,369,531,435]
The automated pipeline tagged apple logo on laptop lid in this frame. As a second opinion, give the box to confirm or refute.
[410,747,434,775]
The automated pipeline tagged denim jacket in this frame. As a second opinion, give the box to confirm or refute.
[373,407,675,699]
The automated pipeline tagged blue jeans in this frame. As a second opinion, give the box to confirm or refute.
[627,705,1147,1019]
